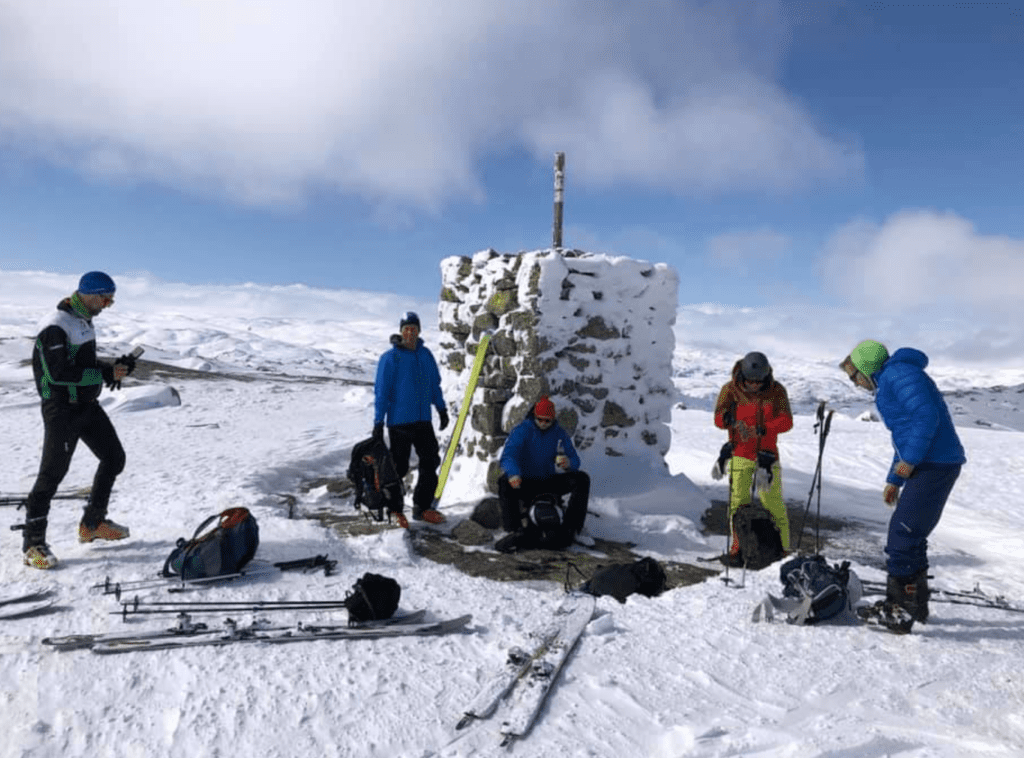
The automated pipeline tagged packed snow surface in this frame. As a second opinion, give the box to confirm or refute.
[1,271,1023,758]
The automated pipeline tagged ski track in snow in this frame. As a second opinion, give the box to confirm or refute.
[1,290,1024,757]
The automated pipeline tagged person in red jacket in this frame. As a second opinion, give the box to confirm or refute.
[713,352,794,557]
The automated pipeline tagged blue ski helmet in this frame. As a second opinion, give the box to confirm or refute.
[400,311,421,329]
[78,271,116,296]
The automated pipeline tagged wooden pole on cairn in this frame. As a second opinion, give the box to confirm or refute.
[552,152,565,249]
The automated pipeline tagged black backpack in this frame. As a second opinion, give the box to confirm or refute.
[162,507,260,580]
[493,493,571,553]
[732,504,784,570]
[347,437,404,521]
[343,573,401,624]
[779,555,856,624]
[580,557,668,603]
[527,493,571,549]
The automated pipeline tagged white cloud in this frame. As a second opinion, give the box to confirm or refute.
[705,228,792,273]
[818,209,1024,319]
[0,0,862,209]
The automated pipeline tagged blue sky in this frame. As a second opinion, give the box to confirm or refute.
[1,0,1022,328]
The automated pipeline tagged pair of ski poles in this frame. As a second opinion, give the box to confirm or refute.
[794,401,834,554]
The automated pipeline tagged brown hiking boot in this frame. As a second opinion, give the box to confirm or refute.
[24,544,59,570]
[413,509,446,524]
[79,519,130,543]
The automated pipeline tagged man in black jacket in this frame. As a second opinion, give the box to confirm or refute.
[23,271,135,569]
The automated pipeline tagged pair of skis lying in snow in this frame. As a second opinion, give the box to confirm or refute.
[42,609,471,653]
[0,589,58,619]
[447,592,596,750]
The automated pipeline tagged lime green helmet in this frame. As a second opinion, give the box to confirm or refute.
[849,340,889,378]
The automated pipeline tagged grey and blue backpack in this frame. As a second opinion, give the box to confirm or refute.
[778,554,861,624]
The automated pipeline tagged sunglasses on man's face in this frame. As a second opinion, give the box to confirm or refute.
[535,416,554,426]
[842,358,870,388]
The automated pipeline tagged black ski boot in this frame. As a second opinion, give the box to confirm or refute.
[890,571,930,624]
[907,569,930,623]
[856,573,917,634]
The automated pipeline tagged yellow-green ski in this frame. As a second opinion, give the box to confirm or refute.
[433,331,492,508]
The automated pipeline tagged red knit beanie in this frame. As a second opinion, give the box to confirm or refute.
[534,396,555,419]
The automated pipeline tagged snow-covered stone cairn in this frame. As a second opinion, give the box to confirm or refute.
[437,248,679,495]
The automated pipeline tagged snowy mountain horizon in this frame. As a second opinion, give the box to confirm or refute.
[3,268,1022,432]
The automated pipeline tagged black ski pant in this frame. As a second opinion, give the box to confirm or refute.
[497,471,590,538]
[24,400,126,548]
[387,421,440,514]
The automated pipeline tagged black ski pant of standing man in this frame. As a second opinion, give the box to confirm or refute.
[497,471,591,538]
[24,400,126,549]
[387,421,440,516]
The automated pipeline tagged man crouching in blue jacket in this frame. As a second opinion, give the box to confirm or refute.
[495,396,590,553]
[841,340,966,632]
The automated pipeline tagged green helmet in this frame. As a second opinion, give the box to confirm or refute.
[849,340,889,378]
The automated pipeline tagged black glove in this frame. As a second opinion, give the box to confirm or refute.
[105,350,140,391]
[372,423,384,443]
[722,409,735,428]
[438,407,449,431]
[756,425,767,437]
[116,352,139,376]
[102,364,119,391]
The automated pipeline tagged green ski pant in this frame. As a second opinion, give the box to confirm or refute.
[728,456,790,550]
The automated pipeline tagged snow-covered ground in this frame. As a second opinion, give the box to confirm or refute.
[1,271,1023,758]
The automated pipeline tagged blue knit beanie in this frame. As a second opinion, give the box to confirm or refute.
[78,271,116,295]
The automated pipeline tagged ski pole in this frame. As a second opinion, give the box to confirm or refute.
[813,409,834,551]
[115,600,352,621]
[722,402,738,585]
[795,402,832,552]
[1,489,91,508]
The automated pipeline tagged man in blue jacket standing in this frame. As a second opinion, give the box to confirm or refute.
[841,340,966,632]
[495,396,590,552]
[373,312,449,526]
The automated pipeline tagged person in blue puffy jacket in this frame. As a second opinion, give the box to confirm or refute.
[495,396,590,552]
[372,311,449,526]
[841,340,966,631]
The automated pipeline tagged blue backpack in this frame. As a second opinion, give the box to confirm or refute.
[162,508,260,580]
[779,555,858,624]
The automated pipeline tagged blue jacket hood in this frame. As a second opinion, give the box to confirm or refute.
[886,347,928,371]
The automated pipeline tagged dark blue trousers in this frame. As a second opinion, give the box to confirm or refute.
[885,463,961,578]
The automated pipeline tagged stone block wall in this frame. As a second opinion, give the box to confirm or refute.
[437,248,678,494]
